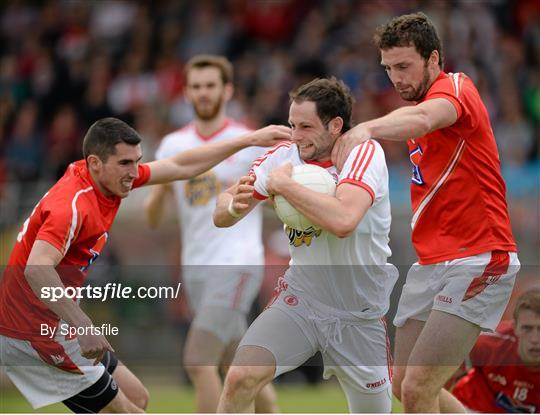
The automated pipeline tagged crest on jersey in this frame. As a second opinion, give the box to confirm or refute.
[409,145,425,185]
[184,171,222,206]
[80,232,108,272]
[285,225,322,247]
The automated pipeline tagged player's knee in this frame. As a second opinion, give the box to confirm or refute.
[133,384,149,411]
[401,374,434,405]
[225,365,272,396]
[184,362,219,380]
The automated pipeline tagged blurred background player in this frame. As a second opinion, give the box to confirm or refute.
[0,1,538,412]
[144,55,279,413]
[214,77,398,413]
[452,288,540,413]
[0,117,289,413]
[332,12,521,413]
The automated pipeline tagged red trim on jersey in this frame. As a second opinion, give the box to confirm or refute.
[337,180,375,204]
[462,251,510,301]
[253,190,268,200]
[194,119,231,142]
[304,159,333,168]
[30,339,84,375]
[250,141,293,168]
[348,141,375,181]
[356,142,375,181]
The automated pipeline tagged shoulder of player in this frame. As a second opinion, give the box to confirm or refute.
[430,72,472,98]
[43,180,96,216]
[225,118,252,133]
[251,141,295,166]
[159,125,196,148]
[350,139,386,161]
[477,329,517,349]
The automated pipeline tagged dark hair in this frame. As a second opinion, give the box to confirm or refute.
[185,54,234,84]
[289,77,354,133]
[374,12,444,69]
[514,288,540,321]
[82,118,142,161]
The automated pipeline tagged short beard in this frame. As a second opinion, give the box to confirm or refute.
[193,96,223,121]
[401,64,431,102]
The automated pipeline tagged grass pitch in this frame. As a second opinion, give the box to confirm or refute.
[1,382,403,413]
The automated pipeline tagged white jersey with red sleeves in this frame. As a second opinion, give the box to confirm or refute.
[0,160,151,340]
[250,140,398,319]
[408,71,516,264]
[155,119,265,267]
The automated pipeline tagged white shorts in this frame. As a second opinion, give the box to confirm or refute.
[184,266,263,343]
[240,283,392,393]
[183,266,263,314]
[191,306,248,344]
[394,251,520,331]
[0,332,104,408]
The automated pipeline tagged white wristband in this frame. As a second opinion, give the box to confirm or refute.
[227,200,241,218]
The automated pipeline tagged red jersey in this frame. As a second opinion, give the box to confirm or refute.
[408,72,516,264]
[453,321,540,413]
[0,160,150,341]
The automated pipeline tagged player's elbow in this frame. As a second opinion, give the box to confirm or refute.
[23,264,41,285]
[329,218,357,238]
[213,211,231,228]
[23,265,35,281]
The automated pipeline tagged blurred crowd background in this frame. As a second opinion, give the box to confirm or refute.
[0,0,539,383]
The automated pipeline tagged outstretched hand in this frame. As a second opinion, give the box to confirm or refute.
[331,126,371,171]
[250,125,291,147]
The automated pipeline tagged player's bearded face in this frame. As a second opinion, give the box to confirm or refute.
[186,67,229,121]
[192,93,224,120]
[398,61,431,102]
[381,46,434,102]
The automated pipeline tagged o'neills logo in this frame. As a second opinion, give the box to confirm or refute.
[366,378,387,389]
[286,226,322,247]
[437,295,453,304]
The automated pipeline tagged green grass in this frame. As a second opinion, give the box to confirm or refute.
[1,382,403,413]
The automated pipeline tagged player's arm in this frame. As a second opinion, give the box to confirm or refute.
[213,175,261,227]
[24,240,113,363]
[267,163,371,238]
[145,125,291,185]
[332,98,458,168]
[144,184,174,228]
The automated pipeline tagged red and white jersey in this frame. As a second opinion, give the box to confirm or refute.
[250,141,398,319]
[0,160,150,340]
[408,71,516,264]
[155,119,265,267]
[453,321,540,413]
